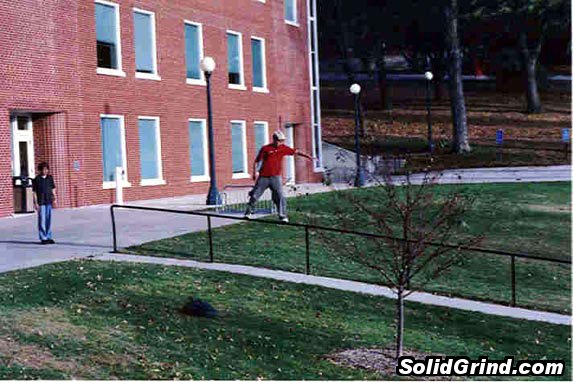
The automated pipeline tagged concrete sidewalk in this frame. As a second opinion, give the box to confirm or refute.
[0,183,329,273]
[0,165,569,274]
[95,253,571,326]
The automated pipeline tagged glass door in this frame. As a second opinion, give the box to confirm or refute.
[11,115,35,183]
[284,126,295,185]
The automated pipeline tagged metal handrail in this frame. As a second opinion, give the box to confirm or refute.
[110,204,571,308]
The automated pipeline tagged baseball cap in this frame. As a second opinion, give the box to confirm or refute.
[273,130,286,140]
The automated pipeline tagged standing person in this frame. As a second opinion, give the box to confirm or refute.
[244,130,314,222]
[33,162,56,245]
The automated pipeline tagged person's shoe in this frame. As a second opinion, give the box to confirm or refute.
[280,217,289,223]
[40,240,48,245]
[244,212,254,220]
[47,239,55,244]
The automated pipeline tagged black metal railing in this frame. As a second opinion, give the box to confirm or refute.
[110,204,571,309]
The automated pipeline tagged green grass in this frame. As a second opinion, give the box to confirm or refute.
[0,261,570,380]
[127,182,571,313]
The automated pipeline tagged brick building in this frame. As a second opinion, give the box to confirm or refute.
[0,0,323,217]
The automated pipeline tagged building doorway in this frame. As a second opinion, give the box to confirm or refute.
[11,114,35,212]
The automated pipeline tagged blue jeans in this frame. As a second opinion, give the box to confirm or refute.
[38,204,53,241]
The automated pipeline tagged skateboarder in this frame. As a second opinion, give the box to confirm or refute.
[244,130,314,222]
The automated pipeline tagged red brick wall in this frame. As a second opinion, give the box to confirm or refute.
[0,0,321,217]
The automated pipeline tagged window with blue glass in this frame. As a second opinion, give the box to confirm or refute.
[100,116,125,182]
[227,32,243,86]
[189,120,207,179]
[254,122,268,154]
[285,0,297,24]
[138,118,161,180]
[133,10,157,75]
[251,38,267,90]
[185,22,203,81]
[231,122,246,174]
[95,1,120,69]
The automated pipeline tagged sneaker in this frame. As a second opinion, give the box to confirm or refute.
[280,217,289,223]
[47,239,55,244]
[244,213,254,220]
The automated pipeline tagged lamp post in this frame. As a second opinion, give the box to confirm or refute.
[424,71,434,153]
[201,56,221,205]
[350,83,365,187]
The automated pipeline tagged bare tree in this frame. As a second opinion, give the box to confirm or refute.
[313,169,482,360]
[445,0,471,153]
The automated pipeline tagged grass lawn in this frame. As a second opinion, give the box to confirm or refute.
[126,182,571,313]
[0,261,570,380]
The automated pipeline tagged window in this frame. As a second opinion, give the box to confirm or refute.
[138,117,164,185]
[133,9,159,79]
[254,121,269,154]
[285,0,298,25]
[231,121,248,178]
[227,31,245,89]
[189,119,209,181]
[95,0,124,76]
[185,21,204,84]
[100,115,128,187]
[251,37,268,91]
[307,0,323,170]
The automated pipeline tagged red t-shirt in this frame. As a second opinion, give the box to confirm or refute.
[256,143,296,177]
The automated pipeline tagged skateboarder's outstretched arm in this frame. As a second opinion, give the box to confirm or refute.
[295,149,315,161]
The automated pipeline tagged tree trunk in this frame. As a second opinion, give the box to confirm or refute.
[519,29,543,114]
[377,52,391,110]
[395,288,404,361]
[445,0,470,154]
[525,59,542,113]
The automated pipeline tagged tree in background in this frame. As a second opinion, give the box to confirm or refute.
[445,0,471,153]
[314,170,482,360]
[471,0,570,113]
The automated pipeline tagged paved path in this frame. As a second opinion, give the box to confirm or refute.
[95,253,571,326]
[0,183,333,273]
[0,165,569,272]
[402,165,571,185]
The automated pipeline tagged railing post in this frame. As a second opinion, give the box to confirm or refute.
[111,205,118,253]
[305,226,310,275]
[207,215,214,263]
[511,255,516,306]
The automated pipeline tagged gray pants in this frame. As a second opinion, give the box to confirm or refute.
[246,176,287,218]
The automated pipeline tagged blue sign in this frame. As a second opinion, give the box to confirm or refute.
[496,129,504,145]
[562,128,570,143]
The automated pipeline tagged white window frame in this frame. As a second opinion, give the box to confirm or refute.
[231,120,249,179]
[184,20,206,86]
[100,114,131,189]
[138,116,165,186]
[95,0,126,77]
[133,8,161,81]
[307,0,323,171]
[285,0,299,27]
[251,36,269,93]
[226,30,246,90]
[189,118,210,182]
[253,120,269,151]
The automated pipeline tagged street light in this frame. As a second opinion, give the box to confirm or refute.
[350,83,365,187]
[424,71,434,153]
[201,56,221,205]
